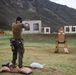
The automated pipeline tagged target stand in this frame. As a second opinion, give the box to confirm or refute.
[55,27,69,54]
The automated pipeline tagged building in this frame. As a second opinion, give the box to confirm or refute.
[22,20,41,34]
[64,26,76,33]
[41,27,51,34]
[22,20,51,34]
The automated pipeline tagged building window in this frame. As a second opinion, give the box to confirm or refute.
[46,29,49,32]
[66,27,69,32]
[24,23,30,31]
[33,23,39,30]
[72,27,75,32]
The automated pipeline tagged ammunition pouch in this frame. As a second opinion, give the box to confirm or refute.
[10,38,15,52]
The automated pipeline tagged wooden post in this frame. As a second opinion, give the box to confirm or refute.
[58,27,65,42]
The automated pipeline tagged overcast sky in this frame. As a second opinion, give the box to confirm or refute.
[50,0,76,9]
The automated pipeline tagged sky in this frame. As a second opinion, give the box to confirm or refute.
[50,0,76,9]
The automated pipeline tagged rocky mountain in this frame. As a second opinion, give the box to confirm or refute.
[0,0,76,31]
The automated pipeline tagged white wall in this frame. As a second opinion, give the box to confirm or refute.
[64,26,76,33]
[22,20,41,34]
[41,27,51,34]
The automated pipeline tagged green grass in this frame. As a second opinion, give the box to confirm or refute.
[0,31,76,75]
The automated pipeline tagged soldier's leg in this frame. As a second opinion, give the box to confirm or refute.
[12,51,17,65]
[18,39,25,68]
[18,52,24,68]
[18,46,24,68]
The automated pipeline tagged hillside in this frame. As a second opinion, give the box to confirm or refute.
[0,0,76,31]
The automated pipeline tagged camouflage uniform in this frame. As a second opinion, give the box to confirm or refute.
[11,22,24,68]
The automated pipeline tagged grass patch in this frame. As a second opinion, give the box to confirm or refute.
[0,31,76,75]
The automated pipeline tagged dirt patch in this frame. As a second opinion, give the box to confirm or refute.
[69,58,76,61]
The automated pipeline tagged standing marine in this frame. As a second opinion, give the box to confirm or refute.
[10,17,25,68]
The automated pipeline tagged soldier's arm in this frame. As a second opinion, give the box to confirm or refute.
[22,24,26,28]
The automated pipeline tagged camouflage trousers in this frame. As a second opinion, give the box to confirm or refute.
[10,38,24,68]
